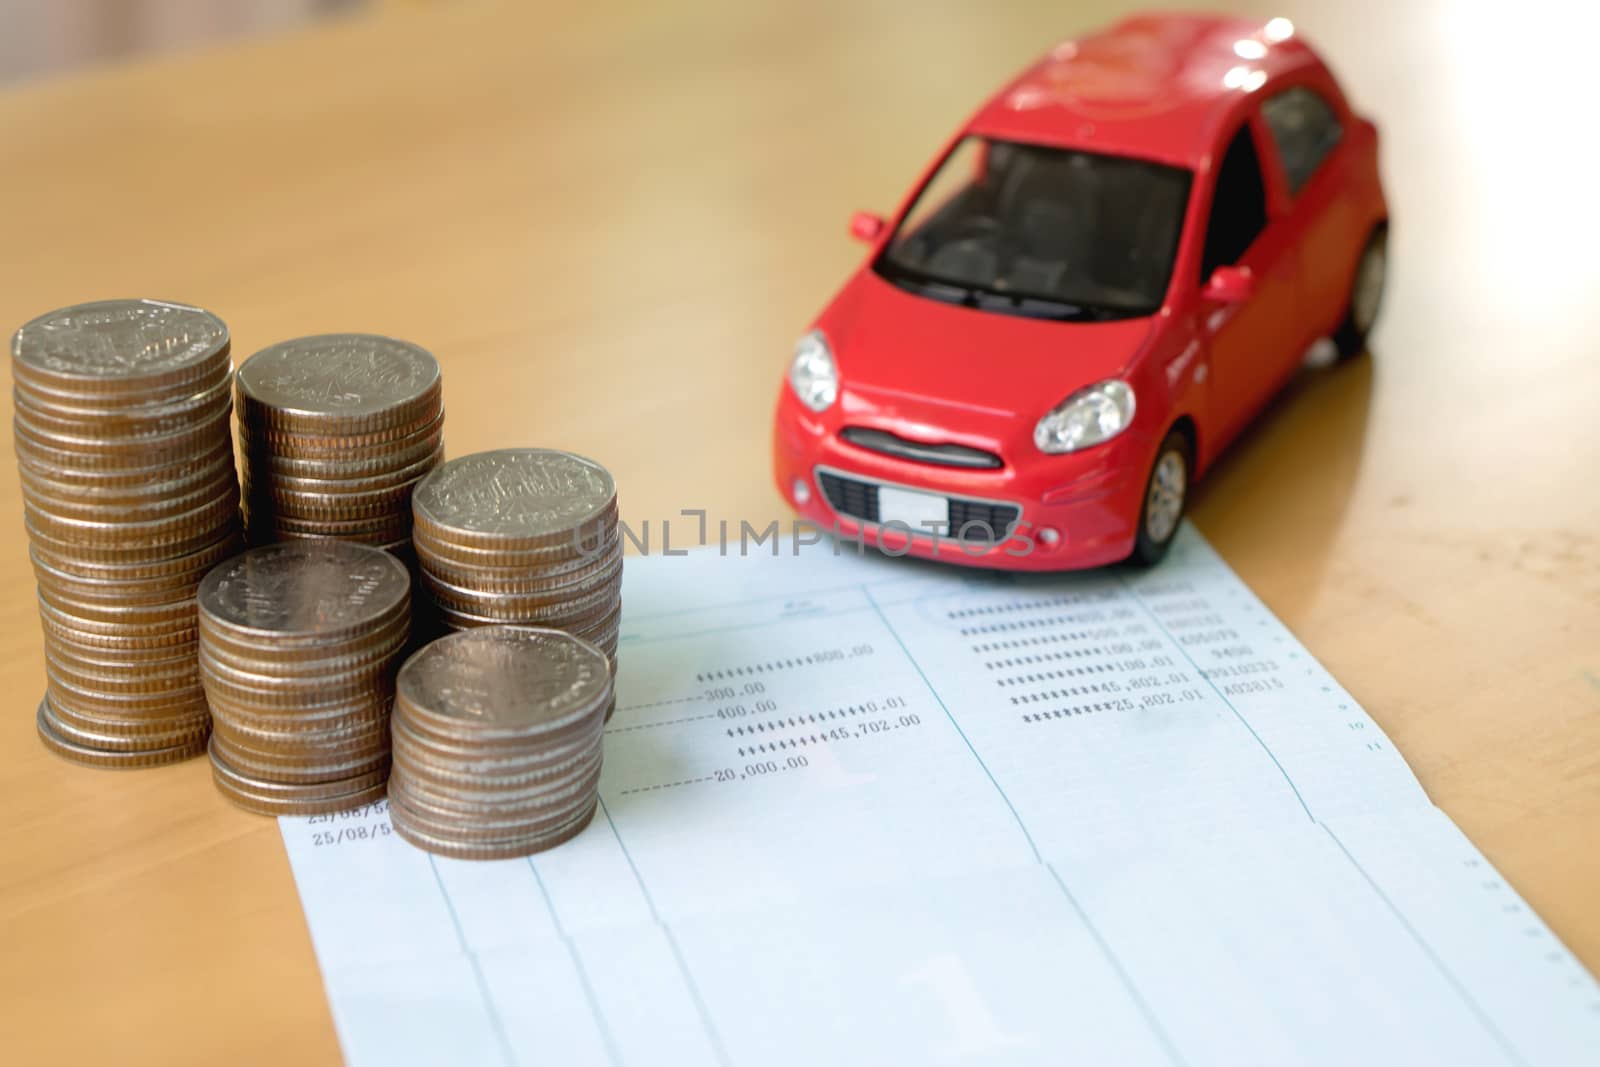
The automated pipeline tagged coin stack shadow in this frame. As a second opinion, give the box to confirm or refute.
[236,334,444,560]
[410,449,622,678]
[388,627,612,860]
[13,299,242,768]
[198,540,411,815]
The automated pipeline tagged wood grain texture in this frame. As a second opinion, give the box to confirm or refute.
[0,1,1596,1062]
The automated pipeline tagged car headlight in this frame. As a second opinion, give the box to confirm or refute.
[788,330,838,413]
[1033,380,1136,454]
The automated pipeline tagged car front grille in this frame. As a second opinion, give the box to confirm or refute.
[946,497,1023,543]
[817,470,881,524]
[839,427,1003,470]
[815,470,1021,544]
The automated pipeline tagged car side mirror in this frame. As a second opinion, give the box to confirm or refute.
[1201,265,1255,304]
[849,211,887,243]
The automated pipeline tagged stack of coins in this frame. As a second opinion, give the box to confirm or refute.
[411,449,621,670]
[197,540,411,815]
[236,334,443,556]
[12,299,242,768]
[388,627,611,860]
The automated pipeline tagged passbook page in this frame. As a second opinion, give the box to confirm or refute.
[280,527,1600,1066]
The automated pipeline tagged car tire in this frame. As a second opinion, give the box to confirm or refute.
[1129,429,1192,566]
[1332,224,1388,359]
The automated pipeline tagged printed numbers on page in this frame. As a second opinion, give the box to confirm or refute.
[712,756,810,783]
[704,681,766,700]
[306,799,388,826]
[1220,677,1285,696]
[717,700,779,720]
[311,822,395,848]
[810,644,876,662]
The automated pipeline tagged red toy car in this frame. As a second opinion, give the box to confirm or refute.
[773,13,1387,570]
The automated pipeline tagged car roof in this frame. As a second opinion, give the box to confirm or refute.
[965,13,1324,169]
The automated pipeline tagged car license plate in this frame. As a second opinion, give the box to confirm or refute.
[876,484,949,535]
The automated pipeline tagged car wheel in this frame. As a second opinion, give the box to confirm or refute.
[1130,429,1192,566]
[1333,225,1388,358]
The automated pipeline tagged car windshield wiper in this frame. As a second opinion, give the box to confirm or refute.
[879,261,1143,321]
[878,262,967,296]
[881,269,982,307]
[969,288,1133,322]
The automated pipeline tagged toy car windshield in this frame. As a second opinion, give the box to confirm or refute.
[875,137,1192,320]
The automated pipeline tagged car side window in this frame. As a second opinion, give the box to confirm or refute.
[1261,87,1344,195]
[1199,125,1268,281]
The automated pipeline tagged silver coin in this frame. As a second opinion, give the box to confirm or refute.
[387,760,600,832]
[46,696,211,741]
[212,710,391,750]
[411,449,615,545]
[27,520,239,568]
[421,577,621,628]
[248,430,445,483]
[241,508,413,542]
[16,438,238,491]
[14,408,234,469]
[201,690,393,733]
[25,488,240,550]
[15,374,234,439]
[208,742,389,812]
[11,299,229,391]
[391,711,604,784]
[47,671,208,716]
[33,565,209,607]
[25,467,239,524]
[28,531,241,582]
[237,409,444,459]
[246,442,443,497]
[199,602,410,663]
[197,540,411,639]
[46,643,197,684]
[198,655,399,710]
[245,480,425,521]
[396,626,611,740]
[14,361,230,415]
[411,512,616,572]
[21,451,238,506]
[420,552,621,600]
[37,584,199,625]
[36,698,208,766]
[42,697,210,753]
[209,753,392,792]
[431,592,620,636]
[37,592,199,636]
[45,633,199,671]
[387,789,597,859]
[236,334,440,424]
[209,733,388,784]
[265,529,410,551]
[13,364,229,418]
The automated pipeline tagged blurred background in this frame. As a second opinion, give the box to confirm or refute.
[0,0,380,82]
[0,0,1595,649]
[0,0,1595,614]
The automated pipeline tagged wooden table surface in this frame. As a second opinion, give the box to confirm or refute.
[1,0,1596,1062]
